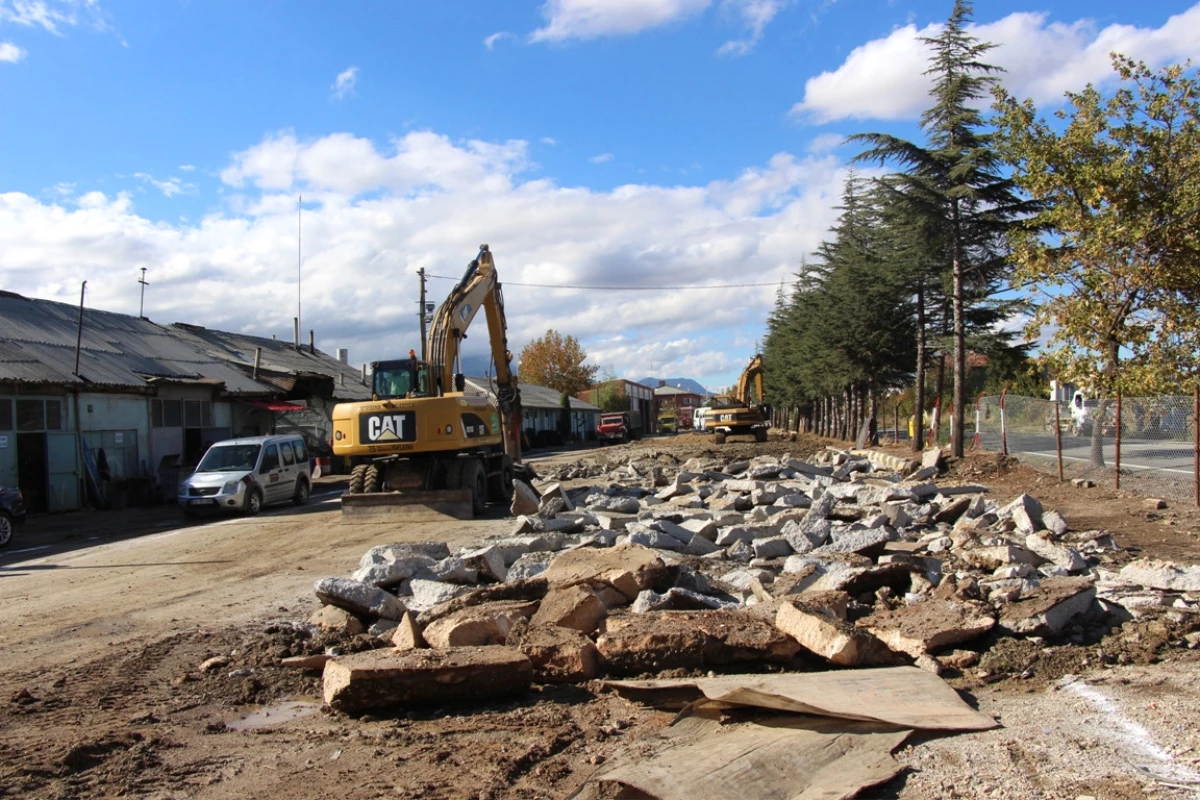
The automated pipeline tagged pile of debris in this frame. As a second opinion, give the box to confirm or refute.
[302,446,1197,714]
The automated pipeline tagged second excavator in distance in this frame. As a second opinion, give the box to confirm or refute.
[330,244,523,520]
[699,353,769,444]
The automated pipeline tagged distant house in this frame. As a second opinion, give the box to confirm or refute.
[464,377,600,446]
[0,290,369,511]
[653,383,703,430]
[576,379,655,431]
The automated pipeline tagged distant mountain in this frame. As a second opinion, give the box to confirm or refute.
[635,377,709,397]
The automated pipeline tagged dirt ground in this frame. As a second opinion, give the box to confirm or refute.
[3,434,1200,800]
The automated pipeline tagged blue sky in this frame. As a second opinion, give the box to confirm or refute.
[2,0,1198,391]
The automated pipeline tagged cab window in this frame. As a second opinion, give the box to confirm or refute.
[280,441,295,466]
[260,444,280,473]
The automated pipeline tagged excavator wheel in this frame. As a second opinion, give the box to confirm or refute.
[462,459,487,516]
[488,455,515,503]
[444,460,464,490]
[348,464,367,494]
[713,430,727,445]
[364,464,381,494]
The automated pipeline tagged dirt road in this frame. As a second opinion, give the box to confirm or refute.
[2,438,1200,799]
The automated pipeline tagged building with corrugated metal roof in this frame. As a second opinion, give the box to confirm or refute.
[0,291,370,512]
[464,377,600,447]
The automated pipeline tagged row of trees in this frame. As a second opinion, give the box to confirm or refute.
[764,0,1200,458]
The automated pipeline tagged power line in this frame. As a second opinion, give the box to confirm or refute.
[425,274,782,290]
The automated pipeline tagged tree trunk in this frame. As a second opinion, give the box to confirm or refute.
[951,199,966,458]
[913,281,926,453]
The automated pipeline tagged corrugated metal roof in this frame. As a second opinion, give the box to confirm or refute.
[464,377,600,412]
[0,293,370,398]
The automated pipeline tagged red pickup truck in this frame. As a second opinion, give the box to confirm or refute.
[597,411,642,444]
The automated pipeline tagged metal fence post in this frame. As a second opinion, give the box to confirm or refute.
[1054,399,1063,481]
[999,388,1008,456]
[1115,389,1122,491]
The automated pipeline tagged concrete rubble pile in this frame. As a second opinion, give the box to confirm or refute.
[304,447,1193,713]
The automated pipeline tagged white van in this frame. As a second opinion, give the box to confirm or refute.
[177,434,312,516]
[693,408,709,433]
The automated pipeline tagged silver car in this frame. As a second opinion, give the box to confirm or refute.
[177,434,312,516]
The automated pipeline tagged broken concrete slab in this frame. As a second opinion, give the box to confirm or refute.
[352,550,438,589]
[421,600,540,648]
[998,576,1097,636]
[811,527,893,559]
[530,584,608,633]
[1025,533,1087,573]
[407,578,469,613]
[308,604,366,635]
[507,623,599,684]
[458,545,509,583]
[323,646,532,713]
[314,577,407,621]
[631,587,738,613]
[775,600,898,667]
[543,544,666,602]
[506,551,555,582]
[416,578,549,626]
[1114,560,1200,592]
[596,611,802,674]
[511,480,541,516]
[864,600,996,658]
[390,611,426,650]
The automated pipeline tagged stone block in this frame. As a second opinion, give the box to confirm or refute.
[506,551,555,582]
[390,611,426,650]
[630,587,738,613]
[1025,533,1087,573]
[422,600,540,648]
[511,480,541,516]
[352,551,438,589]
[408,578,469,613]
[775,601,897,667]
[811,528,893,559]
[864,600,996,657]
[459,545,509,583]
[543,544,666,601]
[682,534,721,556]
[998,577,1097,636]
[508,624,599,684]
[314,577,407,621]
[530,585,608,633]
[538,482,575,512]
[753,536,793,560]
[323,646,532,713]
[596,610,802,675]
[308,604,365,635]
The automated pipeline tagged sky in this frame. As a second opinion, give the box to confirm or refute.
[1,0,1198,392]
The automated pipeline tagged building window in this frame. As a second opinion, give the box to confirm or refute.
[0,399,11,431]
[16,399,44,431]
[45,400,62,430]
[152,399,182,428]
[184,400,213,428]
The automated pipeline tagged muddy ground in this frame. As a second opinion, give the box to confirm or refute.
[3,434,1200,800]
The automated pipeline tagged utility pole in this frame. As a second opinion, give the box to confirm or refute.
[417,268,428,363]
[297,194,302,352]
[138,268,150,318]
[74,281,87,377]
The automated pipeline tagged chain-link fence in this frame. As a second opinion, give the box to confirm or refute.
[967,393,1200,505]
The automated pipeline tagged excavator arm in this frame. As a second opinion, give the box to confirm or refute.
[426,245,522,461]
[736,354,764,407]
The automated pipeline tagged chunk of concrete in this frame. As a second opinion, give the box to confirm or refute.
[596,611,802,675]
[631,587,738,613]
[753,536,793,560]
[530,584,608,633]
[864,601,996,657]
[544,544,666,602]
[811,528,892,559]
[511,480,541,516]
[538,482,575,512]
[506,551,555,582]
[407,578,469,613]
[416,578,548,626]
[1002,493,1045,534]
[421,600,539,648]
[352,550,438,589]
[998,577,1097,636]
[775,601,898,667]
[308,604,365,635]
[507,624,599,684]
[1025,533,1087,573]
[962,545,1043,571]
[459,545,509,583]
[314,577,407,621]
[390,611,426,650]
[323,646,532,713]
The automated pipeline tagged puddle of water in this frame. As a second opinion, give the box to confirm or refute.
[226,699,322,731]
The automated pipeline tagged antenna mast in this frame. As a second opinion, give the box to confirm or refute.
[138,268,149,318]
[297,194,302,347]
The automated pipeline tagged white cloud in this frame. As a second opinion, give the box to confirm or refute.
[331,66,357,100]
[589,152,614,164]
[807,133,843,153]
[541,137,557,145]
[792,3,1200,123]
[178,164,195,172]
[716,0,793,57]
[133,172,194,198]
[530,0,711,42]
[0,128,846,387]
[0,40,24,61]
[483,31,511,49]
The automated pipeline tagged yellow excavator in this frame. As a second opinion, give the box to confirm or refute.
[331,244,522,520]
[701,354,769,444]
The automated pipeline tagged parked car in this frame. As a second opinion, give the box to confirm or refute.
[177,434,312,517]
[0,484,27,548]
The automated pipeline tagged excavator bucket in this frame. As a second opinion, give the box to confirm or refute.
[339,489,474,523]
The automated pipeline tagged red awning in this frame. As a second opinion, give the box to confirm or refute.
[243,399,307,412]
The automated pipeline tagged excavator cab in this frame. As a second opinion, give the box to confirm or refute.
[371,358,430,400]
